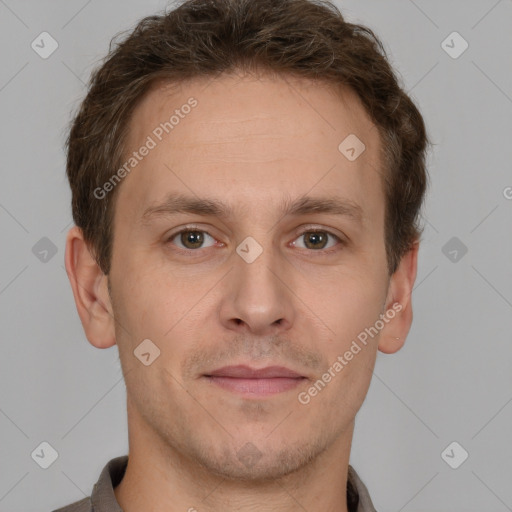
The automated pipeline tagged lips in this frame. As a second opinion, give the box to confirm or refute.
[207,365,303,379]
[204,365,306,396]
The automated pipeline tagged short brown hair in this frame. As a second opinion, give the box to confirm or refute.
[66,0,430,275]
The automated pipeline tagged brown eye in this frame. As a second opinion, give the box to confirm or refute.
[181,231,204,249]
[169,230,216,250]
[293,230,340,251]
[303,232,328,249]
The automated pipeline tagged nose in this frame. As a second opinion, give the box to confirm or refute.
[219,243,295,336]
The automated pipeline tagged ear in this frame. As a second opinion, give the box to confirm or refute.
[64,226,116,349]
[378,241,419,354]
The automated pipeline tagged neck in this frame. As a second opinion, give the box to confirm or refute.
[115,399,354,512]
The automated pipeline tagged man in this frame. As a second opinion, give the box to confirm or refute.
[56,0,430,510]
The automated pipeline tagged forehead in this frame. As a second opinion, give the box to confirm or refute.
[117,71,384,225]
[128,71,379,152]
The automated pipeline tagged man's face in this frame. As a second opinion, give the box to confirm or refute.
[108,72,391,480]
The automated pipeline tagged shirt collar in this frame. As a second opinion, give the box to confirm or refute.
[91,456,376,512]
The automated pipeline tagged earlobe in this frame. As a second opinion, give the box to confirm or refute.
[378,241,419,354]
[65,226,116,349]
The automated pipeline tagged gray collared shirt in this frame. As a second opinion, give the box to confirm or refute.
[53,456,377,512]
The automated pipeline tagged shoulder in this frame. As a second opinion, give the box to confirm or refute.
[52,496,92,512]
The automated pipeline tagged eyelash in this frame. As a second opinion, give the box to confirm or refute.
[166,225,344,255]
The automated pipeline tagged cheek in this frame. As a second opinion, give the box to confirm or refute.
[322,353,376,421]
[111,258,212,370]
[300,266,387,342]
[108,260,168,360]
[304,298,380,417]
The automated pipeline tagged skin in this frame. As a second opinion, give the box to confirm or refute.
[65,70,418,512]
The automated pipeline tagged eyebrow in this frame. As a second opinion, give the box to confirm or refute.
[140,192,364,225]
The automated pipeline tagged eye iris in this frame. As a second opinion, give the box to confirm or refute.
[177,231,331,250]
[304,232,327,249]
[181,231,204,249]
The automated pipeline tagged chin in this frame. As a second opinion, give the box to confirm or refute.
[187,436,326,483]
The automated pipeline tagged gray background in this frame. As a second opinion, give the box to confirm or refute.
[0,0,511,511]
